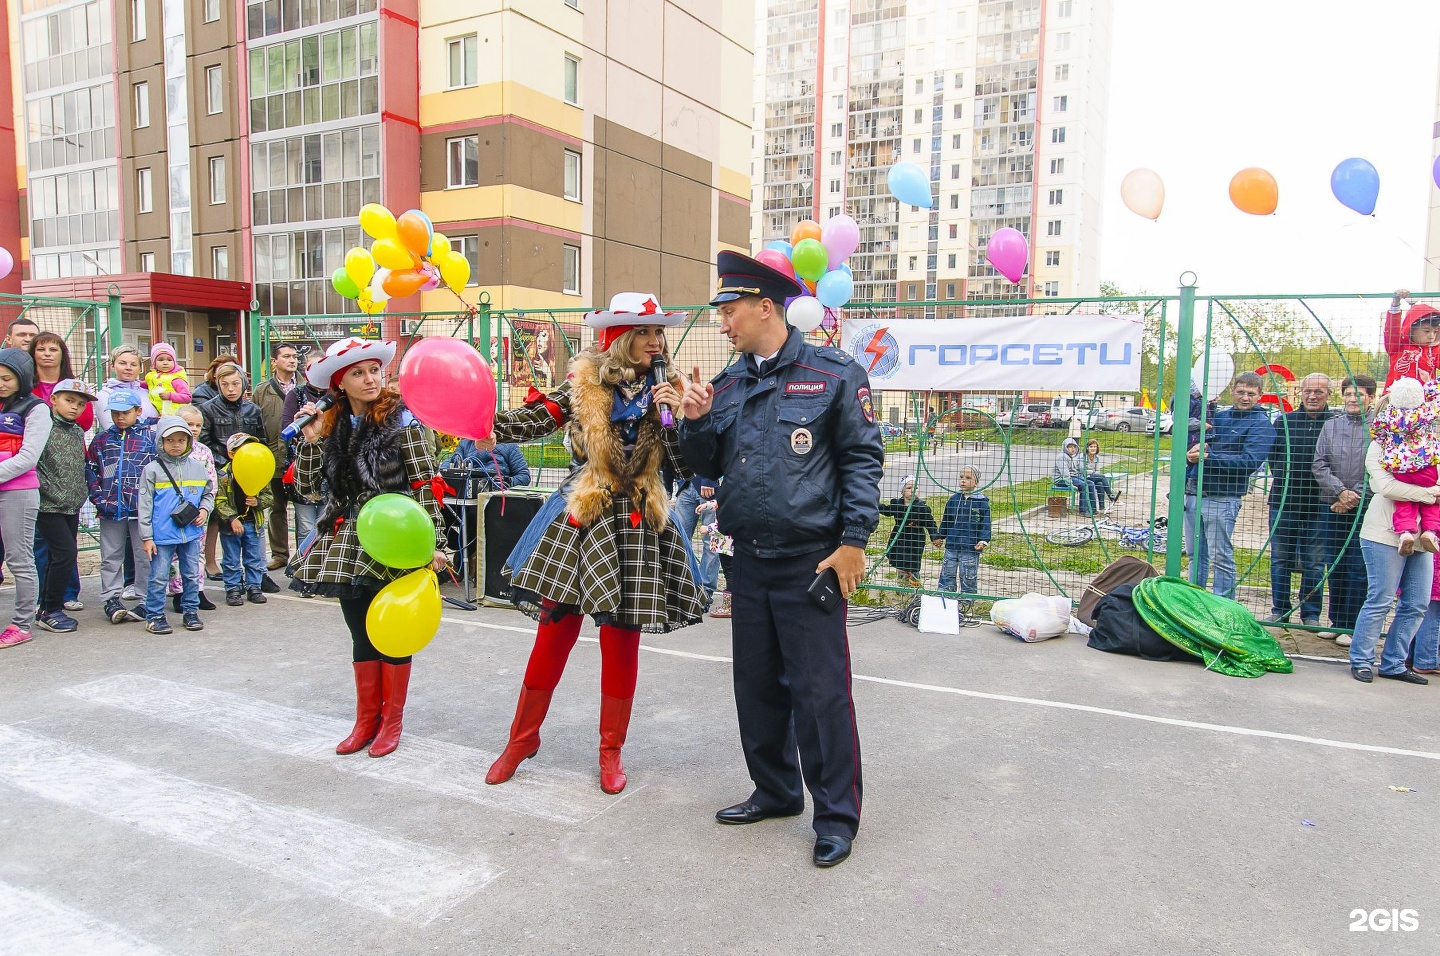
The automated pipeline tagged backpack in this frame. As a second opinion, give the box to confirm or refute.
[1076,554,1159,627]
[1087,583,1195,662]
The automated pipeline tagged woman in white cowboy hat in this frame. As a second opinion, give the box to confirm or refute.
[478,292,707,794]
[291,337,448,758]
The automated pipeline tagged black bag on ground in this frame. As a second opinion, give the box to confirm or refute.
[1076,554,1159,627]
[1087,583,1196,662]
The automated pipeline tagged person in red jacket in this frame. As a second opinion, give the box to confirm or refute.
[1383,289,1440,389]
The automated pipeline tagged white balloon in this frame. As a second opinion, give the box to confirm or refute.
[369,266,392,303]
[788,295,824,333]
[1192,352,1235,401]
[1120,168,1165,220]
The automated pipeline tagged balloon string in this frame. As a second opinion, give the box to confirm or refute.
[488,448,506,516]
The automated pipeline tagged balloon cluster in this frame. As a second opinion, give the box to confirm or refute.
[759,214,859,333]
[331,204,473,314]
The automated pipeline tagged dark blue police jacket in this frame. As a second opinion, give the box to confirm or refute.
[678,327,885,559]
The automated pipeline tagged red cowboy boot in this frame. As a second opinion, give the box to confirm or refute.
[336,661,383,755]
[485,686,555,784]
[598,694,633,794]
[368,661,412,758]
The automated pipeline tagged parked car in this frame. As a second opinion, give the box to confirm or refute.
[1102,406,1152,432]
[1143,411,1175,435]
[1010,403,1053,428]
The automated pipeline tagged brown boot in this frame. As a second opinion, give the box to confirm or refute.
[598,694,633,794]
[485,686,554,784]
[710,592,732,619]
[368,661,411,758]
[336,661,383,755]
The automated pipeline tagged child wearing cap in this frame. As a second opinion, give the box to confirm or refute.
[144,342,192,417]
[0,348,53,648]
[138,415,215,634]
[215,432,273,606]
[33,378,95,633]
[85,388,156,625]
[170,404,218,612]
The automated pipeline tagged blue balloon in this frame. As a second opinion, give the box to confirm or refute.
[887,162,933,208]
[1330,157,1379,216]
[815,269,854,309]
[765,240,794,258]
[837,263,853,276]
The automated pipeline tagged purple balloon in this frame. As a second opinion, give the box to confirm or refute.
[0,247,13,281]
[821,214,859,270]
[1433,155,1440,191]
[985,228,1029,284]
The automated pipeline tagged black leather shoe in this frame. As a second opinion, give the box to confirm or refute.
[715,800,804,825]
[1379,669,1429,685]
[813,835,852,867]
[1351,666,1374,683]
[260,575,281,594]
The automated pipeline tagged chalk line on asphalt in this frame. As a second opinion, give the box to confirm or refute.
[61,674,632,825]
[0,883,172,956]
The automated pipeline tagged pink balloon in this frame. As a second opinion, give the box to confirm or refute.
[398,337,497,440]
[985,227,1029,284]
[0,247,14,280]
[755,249,797,281]
[820,214,859,269]
[419,262,441,292]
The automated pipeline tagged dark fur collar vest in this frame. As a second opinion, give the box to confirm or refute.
[319,401,412,525]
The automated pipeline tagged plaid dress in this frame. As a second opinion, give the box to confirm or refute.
[498,379,706,633]
[289,419,445,595]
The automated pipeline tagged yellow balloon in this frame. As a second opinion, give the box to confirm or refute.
[440,250,471,293]
[366,569,442,657]
[430,233,452,260]
[371,237,414,272]
[344,246,376,288]
[359,203,397,241]
[231,443,276,497]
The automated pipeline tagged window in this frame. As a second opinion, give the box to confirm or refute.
[830,151,842,165]
[907,284,918,301]
[457,236,481,285]
[205,0,220,22]
[447,135,479,187]
[949,194,959,210]
[1053,95,1068,112]
[137,168,153,212]
[831,123,843,137]
[908,256,918,270]
[131,0,146,41]
[915,79,923,93]
[948,224,958,239]
[945,283,955,298]
[914,108,922,123]
[1050,158,1065,175]
[140,252,156,272]
[828,179,839,194]
[827,206,839,219]
[834,95,844,109]
[950,163,959,179]
[912,138,920,154]
[206,66,223,114]
[563,149,581,201]
[1045,250,1060,267]
[564,0,580,7]
[1055,63,1070,81]
[1055,32,1071,51]
[562,244,580,294]
[1057,0,1072,16]
[952,104,963,119]
[212,245,229,279]
[952,133,961,149]
[134,82,149,128]
[1051,127,1066,144]
[209,156,226,204]
[1047,220,1062,237]
[1048,189,1063,205]
[563,54,580,105]
[1044,281,1059,297]
[947,254,957,269]
[447,35,478,89]
[954,73,964,89]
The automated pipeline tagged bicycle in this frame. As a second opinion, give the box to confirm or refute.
[1045,516,1168,552]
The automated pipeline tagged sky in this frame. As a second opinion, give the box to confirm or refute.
[1099,0,1440,296]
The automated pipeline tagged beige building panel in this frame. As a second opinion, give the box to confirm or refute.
[715,34,754,126]
[502,12,586,111]
[659,86,717,178]
[508,0,584,43]
[667,0,753,51]
[418,14,502,95]
[661,9,722,111]
[602,62,663,142]
[604,0,665,83]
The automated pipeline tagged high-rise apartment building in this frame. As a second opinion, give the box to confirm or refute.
[1425,51,1440,292]
[752,0,1113,309]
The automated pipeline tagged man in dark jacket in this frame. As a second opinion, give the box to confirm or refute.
[1184,371,1275,599]
[1266,372,1333,625]
[199,362,268,461]
[254,344,298,569]
[679,251,883,869]
[443,439,531,490]
[1311,374,1376,642]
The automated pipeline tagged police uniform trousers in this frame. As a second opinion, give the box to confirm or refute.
[729,545,862,838]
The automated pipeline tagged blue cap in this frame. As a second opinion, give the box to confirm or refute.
[107,389,143,412]
[711,250,805,307]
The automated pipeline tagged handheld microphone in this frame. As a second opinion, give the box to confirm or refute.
[650,355,674,427]
[281,391,336,441]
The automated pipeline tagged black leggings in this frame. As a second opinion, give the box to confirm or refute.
[719,551,733,591]
[35,512,79,613]
[339,589,412,665]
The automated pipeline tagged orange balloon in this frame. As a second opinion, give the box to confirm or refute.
[790,219,822,246]
[396,211,432,258]
[382,269,428,299]
[803,278,817,294]
[1229,167,1279,216]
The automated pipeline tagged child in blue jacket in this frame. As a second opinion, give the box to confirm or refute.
[936,466,991,596]
[138,416,215,634]
[85,390,156,625]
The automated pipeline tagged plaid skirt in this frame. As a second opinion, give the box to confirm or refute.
[506,491,706,633]
[289,518,411,599]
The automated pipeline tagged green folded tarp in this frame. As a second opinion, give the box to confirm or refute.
[1131,576,1294,678]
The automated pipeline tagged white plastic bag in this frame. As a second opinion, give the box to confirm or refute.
[990,592,1071,642]
[917,595,962,634]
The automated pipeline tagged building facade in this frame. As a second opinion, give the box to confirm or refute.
[1426,49,1440,292]
[751,0,1112,310]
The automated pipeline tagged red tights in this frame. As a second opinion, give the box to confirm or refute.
[522,612,641,699]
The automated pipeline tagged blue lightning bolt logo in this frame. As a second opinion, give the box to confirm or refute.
[863,327,891,373]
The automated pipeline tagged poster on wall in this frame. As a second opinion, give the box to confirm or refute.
[507,320,573,393]
[840,314,1144,392]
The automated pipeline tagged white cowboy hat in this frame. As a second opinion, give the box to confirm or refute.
[583,292,688,331]
[306,337,397,390]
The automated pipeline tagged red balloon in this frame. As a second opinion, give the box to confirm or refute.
[382,269,428,299]
[399,337,497,440]
[755,249,797,280]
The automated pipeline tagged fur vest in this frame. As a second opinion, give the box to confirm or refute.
[319,400,414,527]
[565,352,671,529]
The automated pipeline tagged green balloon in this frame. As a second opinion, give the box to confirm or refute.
[791,238,828,281]
[332,267,360,299]
[357,494,435,569]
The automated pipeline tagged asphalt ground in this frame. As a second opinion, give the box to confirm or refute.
[1,577,1437,956]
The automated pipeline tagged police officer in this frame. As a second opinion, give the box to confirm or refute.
[678,251,884,868]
